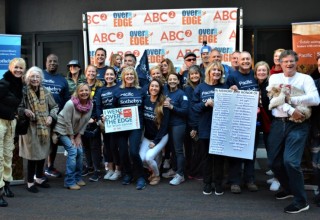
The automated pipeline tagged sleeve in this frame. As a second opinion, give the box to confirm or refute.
[0,80,9,100]
[63,102,75,136]
[62,79,71,108]
[192,86,206,113]
[171,91,189,116]
[17,90,27,118]
[226,74,235,88]
[95,88,103,119]
[47,92,59,121]
[153,107,170,145]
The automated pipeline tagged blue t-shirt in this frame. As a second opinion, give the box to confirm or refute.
[192,82,227,139]
[143,97,170,145]
[95,84,119,119]
[42,70,70,111]
[96,66,108,84]
[226,69,259,91]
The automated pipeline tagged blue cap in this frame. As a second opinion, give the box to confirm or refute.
[200,45,212,54]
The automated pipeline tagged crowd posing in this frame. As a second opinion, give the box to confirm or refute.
[1,45,320,214]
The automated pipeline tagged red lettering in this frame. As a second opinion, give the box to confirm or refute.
[87,14,100,24]
[113,18,132,27]
[198,35,217,43]
[182,16,202,25]
[144,12,168,23]
[148,55,165,63]
[93,33,116,43]
[229,30,236,39]
[130,37,149,45]
[214,10,237,20]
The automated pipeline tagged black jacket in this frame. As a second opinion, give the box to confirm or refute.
[0,70,23,120]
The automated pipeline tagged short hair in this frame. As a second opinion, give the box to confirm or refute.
[279,50,299,62]
[72,83,92,101]
[204,61,224,84]
[95,48,106,56]
[254,61,270,80]
[124,53,136,62]
[9,58,26,72]
[185,65,201,89]
[120,66,140,89]
[24,66,44,85]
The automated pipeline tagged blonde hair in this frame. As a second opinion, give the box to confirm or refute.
[72,83,92,101]
[254,61,270,80]
[150,65,166,84]
[110,54,122,67]
[274,48,285,56]
[9,58,26,72]
[120,66,140,88]
[24,66,44,85]
[85,64,97,74]
[204,61,224,84]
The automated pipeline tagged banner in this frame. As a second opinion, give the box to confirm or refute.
[209,89,258,160]
[0,34,21,78]
[86,8,238,68]
[292,22,320,74]
[103,106,140,133]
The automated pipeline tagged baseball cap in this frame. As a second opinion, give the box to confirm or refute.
[67,60,81,68]
[184,52,197,60]
[200,45,212,54]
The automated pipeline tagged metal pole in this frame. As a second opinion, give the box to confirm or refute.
[82,13,89,68]
[239,8,243,52]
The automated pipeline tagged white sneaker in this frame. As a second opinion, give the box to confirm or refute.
[169,174,185,186]
[270,179,280,191]
[266,177,275,184]
[163,159,170,169]
[64,150,68,156]
[103,170,114,180]
[265,170,274,176]
[109,170,121,181]
[162,169,176,179]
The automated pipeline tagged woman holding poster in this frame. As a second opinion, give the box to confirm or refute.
[53,83,93,190]
[95,67,121,181]
[139,79,169,185]
[192,62,227,196]
[113,66,146,190]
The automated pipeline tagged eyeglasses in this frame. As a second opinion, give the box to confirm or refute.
[185,58,196,62]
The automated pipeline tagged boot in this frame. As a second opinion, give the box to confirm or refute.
[3,181,14,197]
[0,188,8,207]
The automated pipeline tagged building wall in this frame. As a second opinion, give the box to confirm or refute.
[0,0,5,33]
[5,0,320,33]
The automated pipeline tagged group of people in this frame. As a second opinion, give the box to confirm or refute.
[0,45,320,215]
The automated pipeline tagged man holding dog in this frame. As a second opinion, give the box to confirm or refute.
[267,50,319,214]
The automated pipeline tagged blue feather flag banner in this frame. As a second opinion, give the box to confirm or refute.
[136,50,151,87]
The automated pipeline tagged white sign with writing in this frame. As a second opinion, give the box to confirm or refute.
[209,89,259,160]
[103,106,140,133]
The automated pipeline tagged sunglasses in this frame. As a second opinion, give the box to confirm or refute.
[185,58,196,62]
[69,65,79,68]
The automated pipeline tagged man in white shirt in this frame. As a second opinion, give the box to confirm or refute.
[267,50,320,214]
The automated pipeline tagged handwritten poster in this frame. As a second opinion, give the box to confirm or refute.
[209,89,259,160]
[103,106,140,133]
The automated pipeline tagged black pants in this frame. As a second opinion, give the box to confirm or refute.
[27,159,45,183]
[82,131,102,171]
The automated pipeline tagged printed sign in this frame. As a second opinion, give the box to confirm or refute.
[86,8,238,67]
[209,89,259,160]
[103,106,140,133]
[0,34,21,78]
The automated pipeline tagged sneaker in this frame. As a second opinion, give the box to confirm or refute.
[231,184,241,194]
[275,191,294,200]
[81,167,94,177]
[45,167,62,178]
[162,169,176,179]
[89,173,100,182]
[266,177,275,185]
[149,176,160,185]
[122,175,133,185]
[109,170,121,181]
[203,183,212,195]
[68,184,81,190]
[215,184,224,196]
[34,174,48,183]
[103,170,114,180]
[136,177,146,190]
[163,159,170,169]
[284,203,309,214]
[247,182,258,192]
[270,179,280,191]
[169,174,185,186]
[266,170,274,176]
[77,180,86,186]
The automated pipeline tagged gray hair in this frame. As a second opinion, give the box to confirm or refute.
[24,66,44,85]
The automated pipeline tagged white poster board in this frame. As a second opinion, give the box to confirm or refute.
[103,106,140,133]
[209,89,259,160]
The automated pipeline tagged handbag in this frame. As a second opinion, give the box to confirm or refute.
[83,122,99,138]
[15,116,30,135]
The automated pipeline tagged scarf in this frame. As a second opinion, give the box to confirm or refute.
[71,96,92,113]
[26,86,49,144]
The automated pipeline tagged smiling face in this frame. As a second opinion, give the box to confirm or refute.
[184,56,196,68]
[239,52,252,74]
[46,55,59,73]
[201,52,210,63]
[85,66,97,80]
[280,55,297,77]
[95,50,106,66]
[124,70,135,87]
[69,65,80,75]
[150,68,162,80]
[256,65,269,82]
[78,84,90,101]
[29,71,41,88]
[104,69,116,85]
[161,61,169,74]
[167,74,179,90]
[149,80,160,97]
[209,65,222,83]
[124,56,136,67]
[273,51,282,66]
[10,62,25,78]
[209,50,222,63]
[189,70,201,84]
[231,52,240,69]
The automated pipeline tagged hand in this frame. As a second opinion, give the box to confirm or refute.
[229,85,239,91]
[88,118,95,123]
[149,142,155,149]
[190,130,197,139]
[291,109,305,121]
[180,63,188,74]
[164,99,173,109]
[74,135,82,148]
[205,98,214,107]
[46,116,52,126]
[24,109,35,119]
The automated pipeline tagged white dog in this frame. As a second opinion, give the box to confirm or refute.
[266,84,311,123]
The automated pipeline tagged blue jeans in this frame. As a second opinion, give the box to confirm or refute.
[267,119,309,205]
[169,124,186,176]
[60,135,83,187]
[118,129,143,178]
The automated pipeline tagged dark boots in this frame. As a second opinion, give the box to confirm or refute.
[0,188,8,207]
[3,181,14,197]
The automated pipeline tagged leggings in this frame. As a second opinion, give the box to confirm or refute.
[27,159,45,183]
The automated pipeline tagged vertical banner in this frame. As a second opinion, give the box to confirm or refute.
[86,8,238,68]
[209,89,258,160]
[292,22,320,74]
[0,34,21,78]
